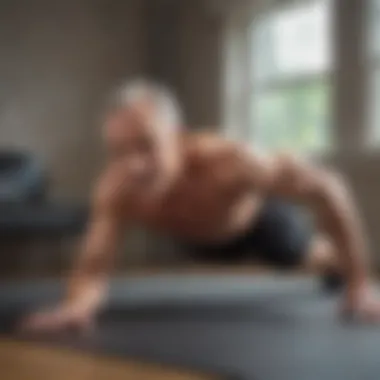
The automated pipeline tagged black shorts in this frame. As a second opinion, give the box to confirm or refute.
[185,199,313,268]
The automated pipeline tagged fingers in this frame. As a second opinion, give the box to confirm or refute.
[19,312,60,333]
[18,308,96,335]
[340,297,380,324]
[364,301,380,323]
[18,312,46,332]
[19,309,66,333]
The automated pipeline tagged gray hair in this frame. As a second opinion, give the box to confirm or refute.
[107,79,183,127]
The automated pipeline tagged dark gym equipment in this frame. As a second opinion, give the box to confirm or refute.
[1,275,380,380]
[0,150,87,237]
[0,150,47,203]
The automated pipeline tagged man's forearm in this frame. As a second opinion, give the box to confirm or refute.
[64,236,117,313]
[64,267,109,313]
[316,175,369,286]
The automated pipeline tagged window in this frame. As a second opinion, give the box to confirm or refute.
[249,0,333,153]
[368,0,380,144]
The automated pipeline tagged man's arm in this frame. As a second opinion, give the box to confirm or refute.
[63,189,124,315]
[238,147,376,315]
[22,175,126,331]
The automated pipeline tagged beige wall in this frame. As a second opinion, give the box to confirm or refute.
[143,0,223,128]
[178,1,223,127]
[0,0,146,200]
[328,155,380,263]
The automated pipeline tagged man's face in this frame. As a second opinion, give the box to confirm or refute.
[104,100,179,192]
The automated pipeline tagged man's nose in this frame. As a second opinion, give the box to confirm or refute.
[128,157,150,177]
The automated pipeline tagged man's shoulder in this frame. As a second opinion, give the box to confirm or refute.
[187,131,240,160]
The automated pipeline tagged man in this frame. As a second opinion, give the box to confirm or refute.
[23,80,380,332]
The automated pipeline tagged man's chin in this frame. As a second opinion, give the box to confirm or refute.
[137,180,166,198]
[150,179,172,197]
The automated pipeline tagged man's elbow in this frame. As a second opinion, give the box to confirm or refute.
[316,169,351,205]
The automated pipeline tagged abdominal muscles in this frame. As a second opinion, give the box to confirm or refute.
[141,180,264,244]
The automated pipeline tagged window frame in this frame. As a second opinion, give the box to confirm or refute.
[224,0,333,153]
[367,0,380,146]
[222,0,369,157]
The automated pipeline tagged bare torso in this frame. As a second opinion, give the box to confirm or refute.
[109,133,264,243]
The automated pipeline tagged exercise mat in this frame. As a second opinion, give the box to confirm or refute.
[1,274,380,380]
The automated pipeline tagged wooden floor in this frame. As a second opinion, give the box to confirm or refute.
[0,339,218,380]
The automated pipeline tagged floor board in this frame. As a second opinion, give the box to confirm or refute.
[0,339,217,380]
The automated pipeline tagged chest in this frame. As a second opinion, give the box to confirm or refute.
[144,160,245,228]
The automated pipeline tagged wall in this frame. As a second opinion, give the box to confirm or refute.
[329,154,380,264]
[178,1,223,127]
[329,0,380,261]
[0,0,146,200]
[145,0,182,90]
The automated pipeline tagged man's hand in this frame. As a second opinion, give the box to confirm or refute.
[19,304,95,334]
[19,172,125,334]
[342,281,380,323]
